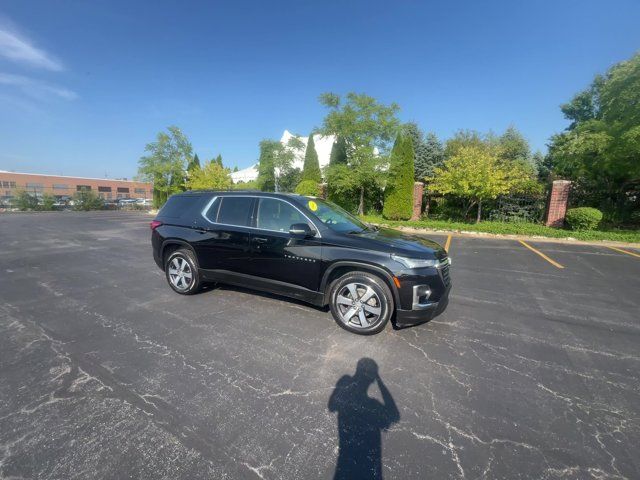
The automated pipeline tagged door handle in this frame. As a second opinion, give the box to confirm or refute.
[252,237,268,244]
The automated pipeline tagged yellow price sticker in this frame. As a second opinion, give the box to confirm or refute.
[308,200,318,211]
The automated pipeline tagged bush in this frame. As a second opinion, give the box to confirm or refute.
[14,190,39,211]
[295,180,321,196]
[73,190,104,211]
[629,210,640,225]
[565,207,603,231]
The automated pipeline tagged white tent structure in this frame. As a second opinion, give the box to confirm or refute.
[230,130,336,184]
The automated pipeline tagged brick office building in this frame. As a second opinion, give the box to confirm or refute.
[0,171,152,202]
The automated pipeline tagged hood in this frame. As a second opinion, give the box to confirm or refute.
[350,227,447,260]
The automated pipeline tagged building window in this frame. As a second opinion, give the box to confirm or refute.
[117,187,129,193]
[26,183,44,192]
[98,186,112,192]
[52,184,69,190]
[76,185,92,191]
[134,188,146,194]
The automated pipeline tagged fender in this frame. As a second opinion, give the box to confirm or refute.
[320,260,400,306]
[160,238,198,263]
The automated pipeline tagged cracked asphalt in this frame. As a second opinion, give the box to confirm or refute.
[1,211,639,479]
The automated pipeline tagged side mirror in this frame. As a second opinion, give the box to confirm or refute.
[289,223,316,237]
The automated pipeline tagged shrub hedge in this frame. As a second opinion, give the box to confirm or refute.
[565,207,603,231]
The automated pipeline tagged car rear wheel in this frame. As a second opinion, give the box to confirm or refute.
[328,272,393,335]
[165,248,201,295]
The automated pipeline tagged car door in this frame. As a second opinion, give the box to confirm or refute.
[248,197,322,291]
[192,195,255,275]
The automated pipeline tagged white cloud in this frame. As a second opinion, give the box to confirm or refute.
[0,22,63,71]
[0,73,77,100]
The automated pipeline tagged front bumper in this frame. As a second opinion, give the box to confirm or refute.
[394,286,450,327]
[392,257,451,327]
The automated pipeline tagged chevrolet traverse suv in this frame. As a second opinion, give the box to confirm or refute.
[151,191,451,334]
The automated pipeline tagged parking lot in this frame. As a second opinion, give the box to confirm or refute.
[1,211,639,479]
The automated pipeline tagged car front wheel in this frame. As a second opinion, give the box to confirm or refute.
[328,271,393,335]
[165,248,201,295]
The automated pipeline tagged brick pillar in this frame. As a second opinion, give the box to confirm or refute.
[545,180,571,227]
[319,183,328,199]
[411,182,424,221]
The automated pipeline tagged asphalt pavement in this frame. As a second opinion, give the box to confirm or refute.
[1,212,639,479]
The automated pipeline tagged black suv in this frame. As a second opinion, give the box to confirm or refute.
[151,191,451,334]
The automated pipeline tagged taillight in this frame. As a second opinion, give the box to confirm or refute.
[150,220,163,231]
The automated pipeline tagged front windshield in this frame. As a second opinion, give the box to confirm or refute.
[306,198,372,234]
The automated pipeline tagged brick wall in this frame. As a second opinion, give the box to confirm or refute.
[545,180,571,227]
[0,172,152,200]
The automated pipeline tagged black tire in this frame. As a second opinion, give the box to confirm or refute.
[164,248,202,295]
[328,271,394,335]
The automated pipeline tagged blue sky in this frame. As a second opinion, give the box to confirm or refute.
[1,0,639,178]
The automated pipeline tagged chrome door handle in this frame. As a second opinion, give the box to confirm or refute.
[252,237,268,244]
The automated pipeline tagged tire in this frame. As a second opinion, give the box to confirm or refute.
[328,271,394,335]
[164,248,202,295]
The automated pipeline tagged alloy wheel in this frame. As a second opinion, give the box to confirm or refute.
[168,256,193,291]
[335,282,382,329]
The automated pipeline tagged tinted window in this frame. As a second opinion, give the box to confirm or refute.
[311,199,370,233]
[203,197,221,223]
[159,195,201,218]
[256,198,309,232]
[217,196,253,227]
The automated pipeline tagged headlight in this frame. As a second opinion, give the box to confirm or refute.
[391,255,439,269]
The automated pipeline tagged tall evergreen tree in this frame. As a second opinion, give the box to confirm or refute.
[302,134,322,182]
[256,140,277,192]
[188,153,201,171]
[421,133,445,179]
[329,136,348,165]
[499,126,531,166]
[383,133,415,220]
[215,154,223,167]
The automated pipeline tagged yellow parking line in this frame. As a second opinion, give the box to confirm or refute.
[444,234,452,252]
[607,246,640,259]
[518,240,564,269]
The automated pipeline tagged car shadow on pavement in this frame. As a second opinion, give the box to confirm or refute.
[328,358,400,480]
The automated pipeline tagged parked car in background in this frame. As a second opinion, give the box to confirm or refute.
[150,191,451,335]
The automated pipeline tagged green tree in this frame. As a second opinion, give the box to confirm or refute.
[318,92,401,214]
[233,166,239,172]
[444,130,491,159]
[73,190,103,211]
[295,179,321,196]
[215,154,223,167]
[186,159,232,190]
[138,126,193,208]
[383,133,415,220]
[256,140,277,192]
[329,136,348,165]
[533,151,553,183]
[430,145,535,222]
[498,126,531,166]
[403,123,444,180]
[302,134,322,182]
[14,190,38,211]
[187,153,201,176]
[548,52,640,220]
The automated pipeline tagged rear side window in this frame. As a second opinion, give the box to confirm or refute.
[159,195,201,218]
[216,197,253,227]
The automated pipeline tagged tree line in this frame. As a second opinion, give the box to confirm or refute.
[137,51,640,226]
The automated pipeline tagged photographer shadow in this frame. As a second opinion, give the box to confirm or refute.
[328,358,400,480]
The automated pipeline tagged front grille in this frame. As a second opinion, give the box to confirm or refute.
[440,261,451,287]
